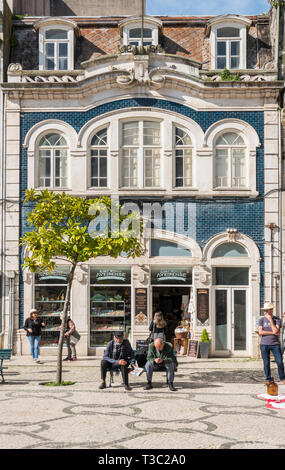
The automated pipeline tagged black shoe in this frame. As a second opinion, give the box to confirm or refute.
[144,382,153,390]
[125,385,132,391]
[99,382,106,390]
[63,357,71,361]
[169,383,177,391]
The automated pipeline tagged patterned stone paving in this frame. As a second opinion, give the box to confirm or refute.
[0,357,285,449]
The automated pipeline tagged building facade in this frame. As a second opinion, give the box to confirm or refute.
[0,0,284,357]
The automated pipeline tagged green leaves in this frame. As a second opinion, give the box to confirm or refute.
[21,190,144,272]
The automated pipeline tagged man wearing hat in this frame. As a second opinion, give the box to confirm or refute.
[258,301,285,385]
[99,332,136,391]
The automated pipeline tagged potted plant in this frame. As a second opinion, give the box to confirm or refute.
[199,329,210,358]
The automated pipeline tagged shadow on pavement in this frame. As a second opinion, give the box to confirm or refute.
[189,369,265,384]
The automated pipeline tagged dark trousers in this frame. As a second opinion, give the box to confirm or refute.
[260,344,285,382]
[100,359,129,385]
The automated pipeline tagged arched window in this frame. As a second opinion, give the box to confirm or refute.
[212,242,248,258]
[90,128,108,188]
[151,239,192,257]
[175,127,193,188]
[121,120,161,188]
[38,133,68,188]
[215,132,246,188]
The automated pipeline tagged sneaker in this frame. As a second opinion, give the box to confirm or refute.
[168,383,177,392]
[125,385,132,391]
[281,380,285,385]
[99,382,107,390]
[71,358,77,361]
[144,382,153,390]
[63,357,71,361]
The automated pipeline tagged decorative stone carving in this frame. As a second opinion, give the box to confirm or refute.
[226,228,238,242]
[8,63,22,72]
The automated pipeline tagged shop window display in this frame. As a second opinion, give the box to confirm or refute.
[35,267,70,347]
[90,267,131,347]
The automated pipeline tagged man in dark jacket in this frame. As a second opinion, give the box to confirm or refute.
[99,332,136,391]
[144,337,177,391]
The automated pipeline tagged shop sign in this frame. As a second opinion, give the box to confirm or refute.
[187,339,199,358]
[91,267,131,284]
[197,288,209,325]
[135,288,148,325]
[36,266,70,283]
[151,268,192,285]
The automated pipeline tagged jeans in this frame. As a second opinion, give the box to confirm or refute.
[65,336,77,359]
[100,360,130,386]
[145,361,176,384]
[27,335,41,360]
[260,344,285,381]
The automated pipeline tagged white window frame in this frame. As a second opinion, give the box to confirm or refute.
[210,21,248,70]
[120,119,162,189]
[38,24,75,71]
[37,132,69,189]
[122,21,159,47]
[173,125,194,188]
[214,131,247,189]
[88,126,109,189]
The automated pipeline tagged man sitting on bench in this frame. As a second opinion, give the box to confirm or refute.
[144,337,177,392]
[99,332,135,391]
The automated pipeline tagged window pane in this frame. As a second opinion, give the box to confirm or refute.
[59,43,68,57]
[230,57,240,69]
[213,267,249,286]
[91,128,108,146]
[217,57,227,69]
[46,43,55,57]
[217,41,226,56]
[216,149,228,187]
[175,127,192,146]
[46,59,55,70]
[212,243,248,258]
[58,58,68,70]
[39,134,67,147]
[217,27,240,38]
[122,122,139,146]
[232,148,246,187]
[46,29,68,40]
[122,149,137,187]
[143,121,160,146]
[144,149,160,187]
[216,132,243,146]
[129,28,152,38]
[231,41,240,56]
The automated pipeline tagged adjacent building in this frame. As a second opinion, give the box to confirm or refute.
[0,0,284,357]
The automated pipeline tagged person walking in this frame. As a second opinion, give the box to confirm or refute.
[23,309,45,363]
[258,301,285,385]
[63,317,80,361]
[149,310,167,342]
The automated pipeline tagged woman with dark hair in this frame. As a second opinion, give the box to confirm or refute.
[23,309,45,363]
[149,310,167,342]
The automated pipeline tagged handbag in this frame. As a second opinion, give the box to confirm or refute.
[70,329,81,345]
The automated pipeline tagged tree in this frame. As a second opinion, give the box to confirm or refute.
[21,189,144,385]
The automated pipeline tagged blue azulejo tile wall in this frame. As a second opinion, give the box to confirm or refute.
[19,98,265,325]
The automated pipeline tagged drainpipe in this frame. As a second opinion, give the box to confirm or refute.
[7,271,15,349]
[266,223,277,303]
[276,2,280,79]
[278,109,283,320]
[0,63,4,347]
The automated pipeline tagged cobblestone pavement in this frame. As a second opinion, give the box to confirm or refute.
[1,356,285,449]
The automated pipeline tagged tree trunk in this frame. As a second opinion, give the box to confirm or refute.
[56,263,77,385]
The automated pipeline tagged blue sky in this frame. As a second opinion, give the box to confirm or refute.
[146,0,270,16]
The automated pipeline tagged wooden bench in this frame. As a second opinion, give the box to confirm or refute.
[108,349,178,387]
[0,349,12,384]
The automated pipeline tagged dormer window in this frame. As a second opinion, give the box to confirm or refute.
[128,28,154,47]
[34,18,79,71]
[119,16,162,49]
[44,29,69,70]
[216,27,241,69]
[207,15,251,70]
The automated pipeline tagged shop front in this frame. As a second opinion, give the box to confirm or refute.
[20,231,261,357]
